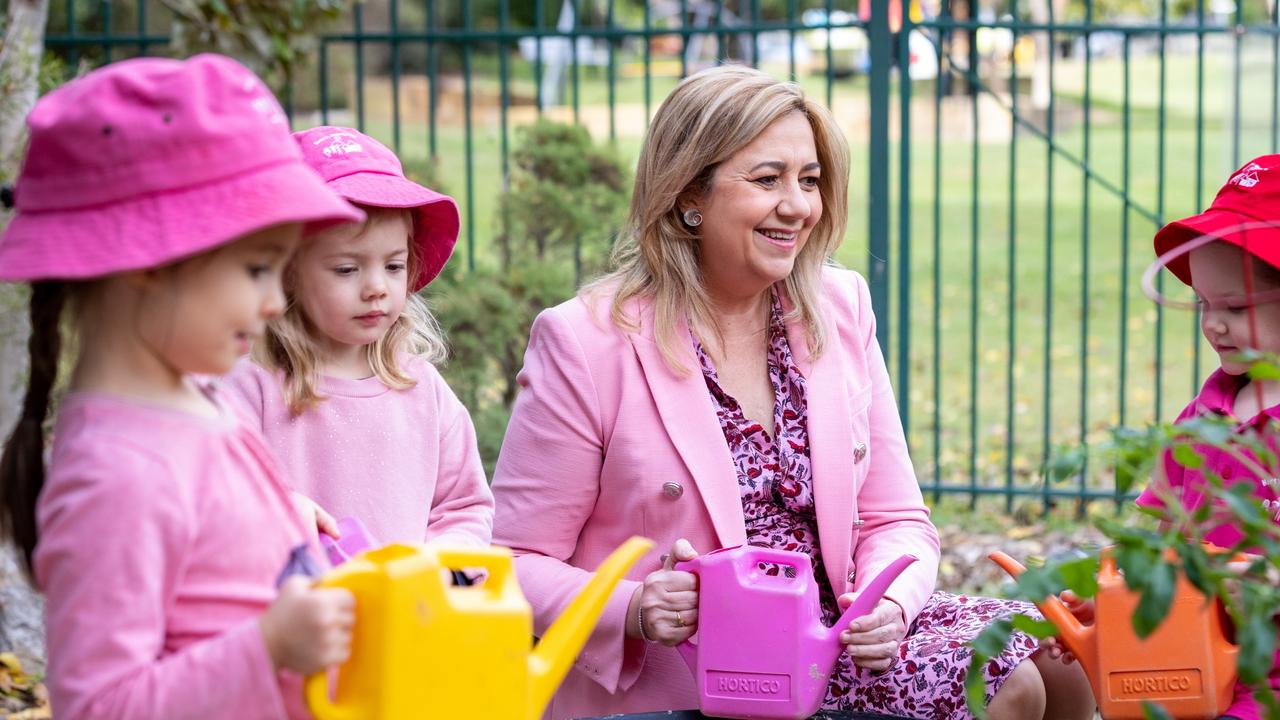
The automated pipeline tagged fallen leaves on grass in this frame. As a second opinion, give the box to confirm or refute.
[0,653,49,719]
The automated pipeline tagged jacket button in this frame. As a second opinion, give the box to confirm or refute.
[853,442,868,463]
[662,481,684,499]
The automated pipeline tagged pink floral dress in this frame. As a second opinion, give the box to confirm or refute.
[693,292,1041,720]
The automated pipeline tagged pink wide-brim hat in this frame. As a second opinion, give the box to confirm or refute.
[0,54,363,282]
[294,126,459,291]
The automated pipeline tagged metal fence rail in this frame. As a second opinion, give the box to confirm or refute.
[34,0,1280,511]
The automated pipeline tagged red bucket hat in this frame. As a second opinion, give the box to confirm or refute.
[293,126,459,291]
[0,54,363,282]
[1154,154,1280,286]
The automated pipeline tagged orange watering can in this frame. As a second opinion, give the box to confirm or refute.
[989,549,1238,720]
[305,536,653,720]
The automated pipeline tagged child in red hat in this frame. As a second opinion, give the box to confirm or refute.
[1047,156,1280,720]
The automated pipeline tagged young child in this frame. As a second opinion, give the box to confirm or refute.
[224,126,493,551]
[1048,155,1280,720]
[0,56,364,719]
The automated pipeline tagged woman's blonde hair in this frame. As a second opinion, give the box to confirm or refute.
[254,206,447,415]
[589,64,850,373]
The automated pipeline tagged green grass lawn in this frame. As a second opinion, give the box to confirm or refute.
[316,40,1280,503]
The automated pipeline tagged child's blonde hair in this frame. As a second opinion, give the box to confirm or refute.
[254,206,446,416]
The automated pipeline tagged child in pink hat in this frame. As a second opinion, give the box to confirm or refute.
[0,55,365,719]
[224,126,493,555]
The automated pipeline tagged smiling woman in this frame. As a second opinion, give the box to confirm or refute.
[488,65,1096,720]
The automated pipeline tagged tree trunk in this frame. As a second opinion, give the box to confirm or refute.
[0,0,51,676]
[1,0,49,178]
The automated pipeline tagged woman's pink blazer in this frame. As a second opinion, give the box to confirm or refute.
[491,267,941,720]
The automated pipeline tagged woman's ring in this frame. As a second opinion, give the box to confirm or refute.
[675,611,685,627]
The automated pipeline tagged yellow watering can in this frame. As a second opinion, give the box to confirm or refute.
[305,536,653,719]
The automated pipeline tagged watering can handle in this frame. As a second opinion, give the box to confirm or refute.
[305,672,361,720]
[303,570,363,720]
[673,546,806,578]
[432,546,514,598]
[988,552,1096,659]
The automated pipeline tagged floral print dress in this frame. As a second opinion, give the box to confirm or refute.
[693,292,1041,720]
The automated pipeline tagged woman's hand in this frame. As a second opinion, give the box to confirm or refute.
[626,538,700,646]
[1039,590,1093,665]
[837,597,907,672]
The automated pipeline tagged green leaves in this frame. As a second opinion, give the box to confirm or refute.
[964,619,1013,720]
[160,0,352,92]
[498,119,629,277]
[1009,613,1059,639]
[1057,556,1100,599]
[1044,445,1087,483]
[1238,611,1278,685]
[1171,444,1203,470]
[1130,561,1175,638]
[433,119,630,472]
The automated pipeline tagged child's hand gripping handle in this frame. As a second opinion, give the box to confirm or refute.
[988,551,1096,666]
[303,563,371,720]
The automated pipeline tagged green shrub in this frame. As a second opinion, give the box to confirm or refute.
[428,118,630,474]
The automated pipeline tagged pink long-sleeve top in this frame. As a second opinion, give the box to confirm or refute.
[35,388,312,720]
[224,354,493,548]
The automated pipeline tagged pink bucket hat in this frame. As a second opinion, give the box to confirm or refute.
[294,126,459,291]
[0,54,363,282]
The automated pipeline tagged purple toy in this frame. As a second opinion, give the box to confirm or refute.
[321,516,377,567]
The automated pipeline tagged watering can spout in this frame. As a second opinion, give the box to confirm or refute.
[528,536,653,716]
[826,555,919,647]
[987,551,1096,669]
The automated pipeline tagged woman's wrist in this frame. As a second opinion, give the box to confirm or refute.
[637,605,656,643]
[625,586,656,643]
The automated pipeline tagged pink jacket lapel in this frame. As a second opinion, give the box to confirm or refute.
[625,302,747,549]
[624,287,857,589]
[782,290,856,596]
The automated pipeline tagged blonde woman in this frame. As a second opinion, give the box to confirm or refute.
[490,66,1093,720]
[226,126,493,551]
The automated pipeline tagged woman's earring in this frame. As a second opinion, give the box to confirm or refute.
[683,208,703,227]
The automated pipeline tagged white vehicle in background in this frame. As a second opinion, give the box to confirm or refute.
[803,7,938,81]
[906,27,939,80]
[803,9,868,77]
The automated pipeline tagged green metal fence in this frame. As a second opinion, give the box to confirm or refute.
[35,0,1280,510]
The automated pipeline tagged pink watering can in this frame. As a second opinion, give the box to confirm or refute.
[674,546,918,719]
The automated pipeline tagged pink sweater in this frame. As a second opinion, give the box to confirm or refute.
[35,389,312,720]
[224,355,493,549]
